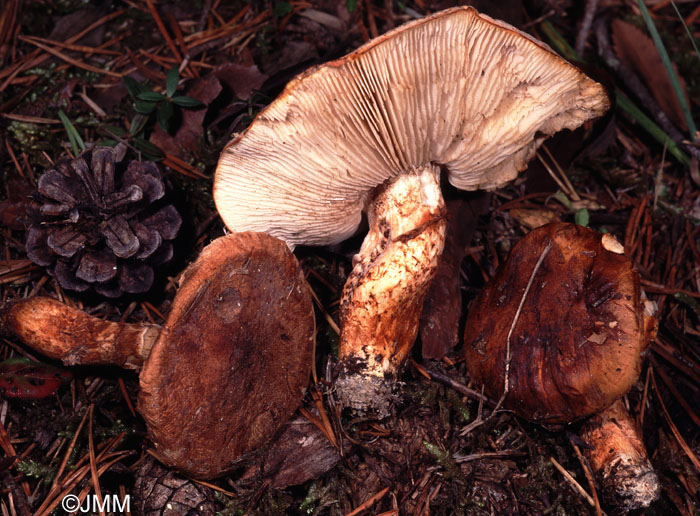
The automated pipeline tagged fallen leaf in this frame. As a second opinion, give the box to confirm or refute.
[509,208,560,230]
[263,414,340,488]
[612,19,689,131]
[212,63,267,101]
[0,357,72,399]
[420,194,490,360]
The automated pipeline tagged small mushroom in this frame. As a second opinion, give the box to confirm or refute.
[0,232,315,479]
[214,7,609,415]
[464,222,659,510]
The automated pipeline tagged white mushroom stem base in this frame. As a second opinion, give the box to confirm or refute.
[336,164,446,416]
[580,399,660,511]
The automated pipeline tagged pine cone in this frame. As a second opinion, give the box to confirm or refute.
[25,147,182,297]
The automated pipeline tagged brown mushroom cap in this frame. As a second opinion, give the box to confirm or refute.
[138,232,314,478]
[214,6,608,248]
[464,222,655,424]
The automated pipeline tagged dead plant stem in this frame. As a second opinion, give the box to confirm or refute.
[494,241,552,413]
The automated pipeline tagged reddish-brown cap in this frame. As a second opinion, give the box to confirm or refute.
[138,232,315,478]
[464,223,655,424]
[214,7,608,248]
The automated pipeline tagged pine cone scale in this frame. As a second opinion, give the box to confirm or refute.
[26,147,182,297]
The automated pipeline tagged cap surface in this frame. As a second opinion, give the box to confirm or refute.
[214,6,608,247]
[138,232,315,479]
[464,223,654,424]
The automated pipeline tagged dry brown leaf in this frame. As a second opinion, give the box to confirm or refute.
[509,208,560,230]
[612,18,689,131]
[212,62,267,101]
[420,194,490,360]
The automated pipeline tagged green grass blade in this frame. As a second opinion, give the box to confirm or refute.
[616,91,690,166]
[636,0,697,140]
[671,1,700,65]
[57,110,85,155]
[540,20,581,61]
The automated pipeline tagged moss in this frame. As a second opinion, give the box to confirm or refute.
[16,459,55,484]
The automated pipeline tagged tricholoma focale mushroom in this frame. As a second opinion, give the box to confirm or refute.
[1,232,315,479]
[214,6,609,415]
[464,222,660,511]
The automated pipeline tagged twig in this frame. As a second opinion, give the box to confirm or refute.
[494,240,553,413]
[459,385,486,436]
[144,0,182,63]
[18,35,121,56]
[453,449,527,463]
[576,0,600,57]
[87,405,105,516]
[550,456,607,514]
[569,438,603,516]
[345,486,390,516]
[640,279,700,298]
[650,369,700,472]
[416,363,492,405]
[17,35,122,77]
[541,144,581,201]
[650,356,700,428]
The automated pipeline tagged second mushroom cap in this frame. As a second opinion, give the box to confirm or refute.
[464,222,656,424]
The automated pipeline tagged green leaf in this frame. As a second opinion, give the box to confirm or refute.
[133,138,164,160]
[574,208,589,227]
[123,75,146,98]
[137,90,167,102]
[104,124,126,137]
[166,66,180,97]
[157,101,175,132]
[274,1,292,17]
[346,0,357,12]
[129,114,149,135]
[171,95,203,108]
[134,99,157,114]
[57,110,86,155]
[552,190,573,210]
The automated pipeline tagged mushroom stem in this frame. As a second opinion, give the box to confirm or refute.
[580,399,660,512]
[336,164,446,415]
[0,297,159,370]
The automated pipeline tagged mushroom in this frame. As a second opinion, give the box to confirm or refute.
[214,6,609,415]
[0,232,315,479]
[464,222,660,510]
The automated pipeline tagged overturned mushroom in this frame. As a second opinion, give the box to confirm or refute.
[464,222,659,510]
[1,232,315,479]
[214,6,609,415]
